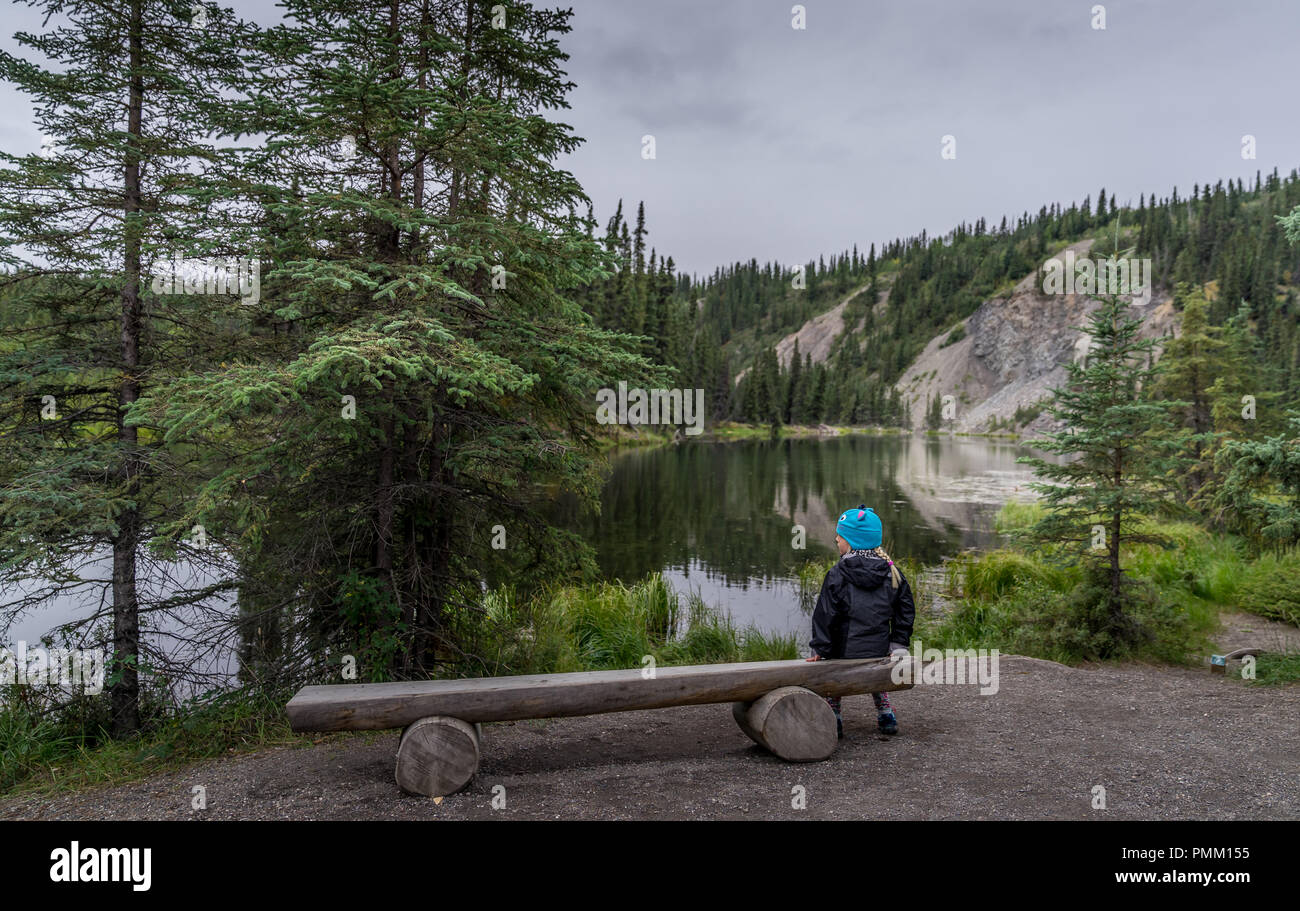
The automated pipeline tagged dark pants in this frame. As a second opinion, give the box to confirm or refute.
[826,692,892,717]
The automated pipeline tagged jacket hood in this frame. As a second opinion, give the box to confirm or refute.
[838,552,892,590]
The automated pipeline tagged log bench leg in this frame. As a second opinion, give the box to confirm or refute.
[731,685,838,761]
[394,716,480,797]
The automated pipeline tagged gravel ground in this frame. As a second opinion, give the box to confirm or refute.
[2,640,1296,821]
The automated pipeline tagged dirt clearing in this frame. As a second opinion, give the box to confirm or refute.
[3,654,1294,821]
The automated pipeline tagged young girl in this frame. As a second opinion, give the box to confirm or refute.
[806,505,915,737]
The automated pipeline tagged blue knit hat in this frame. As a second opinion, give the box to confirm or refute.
[836,504,882,550]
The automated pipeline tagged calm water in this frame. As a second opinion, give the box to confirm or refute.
[555,435,1041,637]
[2,548,238,697]
[6,436,1040,680]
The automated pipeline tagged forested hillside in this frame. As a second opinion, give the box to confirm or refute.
[583,168,1300,431]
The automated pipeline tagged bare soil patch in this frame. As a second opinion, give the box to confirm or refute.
[3,655,1294,821]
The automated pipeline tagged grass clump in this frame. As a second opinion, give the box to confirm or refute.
[0,685,297,798]
[475,573,798,677]
[956,549,1075,600]
[1232,551,1300,625]
[993,500,1044,534]
[1244,652,1300,686]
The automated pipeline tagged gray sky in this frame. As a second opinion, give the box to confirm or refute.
[2,0,1296,279]
[557,0,1300,277]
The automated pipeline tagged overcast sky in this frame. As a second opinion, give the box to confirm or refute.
[557,0,1300,277]
[2,0,1296,278]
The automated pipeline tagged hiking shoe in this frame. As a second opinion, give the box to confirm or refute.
[877,711,898,735]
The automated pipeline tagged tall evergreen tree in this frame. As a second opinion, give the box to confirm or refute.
[785,340,802,424]
[925,391,943,431]
[1210,415,1300,550]
[0,0,254,734]
[1019,292,1183,641]
[134,0,663,679]
[1152,285,1226,503]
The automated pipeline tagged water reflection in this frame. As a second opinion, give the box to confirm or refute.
[5,437,1044,666]
[2,547,239,699]
[555,435,1041,634]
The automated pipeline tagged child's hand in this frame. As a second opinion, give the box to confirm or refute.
[805,654,823,662]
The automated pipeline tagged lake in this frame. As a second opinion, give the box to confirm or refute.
[555,434,1041,638]
[5,434,1040,684]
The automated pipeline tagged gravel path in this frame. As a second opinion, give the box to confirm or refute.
[3,649,1295,821]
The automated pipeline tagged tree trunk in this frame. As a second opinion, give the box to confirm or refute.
[375,381,396,582]
[411,0,430,245]
[1109,445,1124,620]
[111,0,146,737]
[411,416,452,672]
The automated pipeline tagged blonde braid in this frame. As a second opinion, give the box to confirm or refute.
[869,546,902,589]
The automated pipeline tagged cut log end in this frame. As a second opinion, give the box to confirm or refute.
[732,685,838,762]
[394,715,480,798]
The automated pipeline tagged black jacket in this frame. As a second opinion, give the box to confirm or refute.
[809,552,915,659]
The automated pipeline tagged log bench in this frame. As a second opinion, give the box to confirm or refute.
[286,655,919,798]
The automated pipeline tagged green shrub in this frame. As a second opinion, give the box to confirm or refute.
[1244,652,1300,686]
[1234,552,1300,625]
[958,550,1073,600]
[1012,402,1043,426]
[335,571,407,681]
[929,560,1206,664]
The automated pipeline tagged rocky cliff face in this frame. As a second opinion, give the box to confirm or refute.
[771,283,882,370]
[735,283,879,384]
[895,239,1179,433]
[741,238,1179,432]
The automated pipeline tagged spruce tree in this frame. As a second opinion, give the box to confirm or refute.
[629,200,647,336]
[925,392,943,431]
[805,365,825,423]
[134,0,663,678]
[0,0,254,734]
[1211,415,1300,550]
[1152,285,1226,503]
[1207,302,1282,439]
[785,340,802,424]
[1019,292,1183,641]
[1209,214,1300,548]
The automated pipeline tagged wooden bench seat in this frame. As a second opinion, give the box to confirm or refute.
[287,655,918,798]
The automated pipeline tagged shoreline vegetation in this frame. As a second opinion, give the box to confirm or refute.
[927,502,1299,670]
[598,421,1025,447]
[0,574,801,797]
[5,500,1296,798]
[797,502,1299,675]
